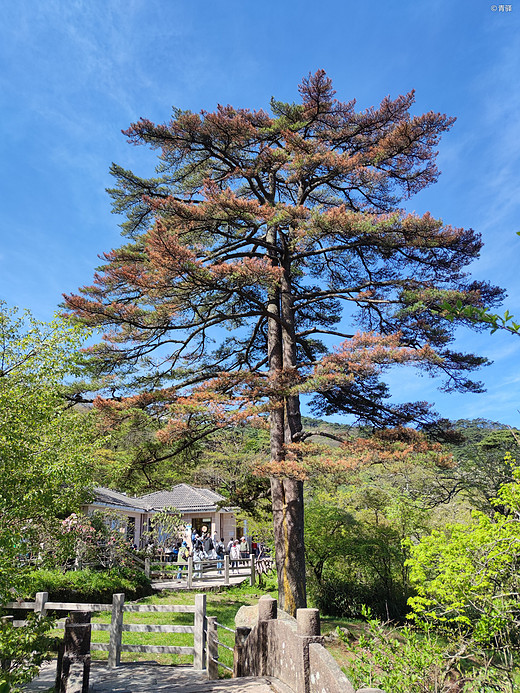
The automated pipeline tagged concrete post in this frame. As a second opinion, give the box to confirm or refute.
[297,608,320,636]
[233,626,251,678]
[224,555,230,585]
[34,591,48,618]
[256,596,277,678]
[258,595,277,621]
[108,593,125,668]
[55,611,91,693]
[297,607,323,693]
[249,555,255,586]
[188,557,193,589]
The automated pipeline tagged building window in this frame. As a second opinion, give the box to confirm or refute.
[126,517,135,543]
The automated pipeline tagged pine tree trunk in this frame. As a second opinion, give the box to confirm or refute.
[270,476,306,616]
[266,235,307,616]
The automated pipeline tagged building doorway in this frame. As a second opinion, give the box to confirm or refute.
[191,517,212,537]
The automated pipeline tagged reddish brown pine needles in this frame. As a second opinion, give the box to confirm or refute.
[65,71,503,615]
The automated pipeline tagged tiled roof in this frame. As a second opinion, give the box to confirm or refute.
[90,484,231,514]
[90,486,148,512]
[138,483,225,512]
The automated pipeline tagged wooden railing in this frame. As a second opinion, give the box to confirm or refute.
[4,591,207,669]
[147,554,273,587]
[206,616,235,679]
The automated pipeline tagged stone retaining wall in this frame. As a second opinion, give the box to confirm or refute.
[234,596,383,693]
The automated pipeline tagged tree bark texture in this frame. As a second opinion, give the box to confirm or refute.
[270,476,306,615]
[267,230,307,615]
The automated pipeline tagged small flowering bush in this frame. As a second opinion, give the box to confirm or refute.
[36,510,133,572]
[89,510,134,569]
[58,513,97,568]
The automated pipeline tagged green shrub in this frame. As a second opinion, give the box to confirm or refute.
[344,608,513,693]
[406,456,520,684]
[310,577,411,622]
[23,568,153,603]
[0,614,55,693]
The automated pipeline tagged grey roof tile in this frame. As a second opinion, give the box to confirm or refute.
[90,487,148,512]
[91,484,230,514]
[138,483,224,512]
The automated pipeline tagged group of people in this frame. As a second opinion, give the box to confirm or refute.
[227,536,250,572]
[169,532,251,579]
[146,528,271,581]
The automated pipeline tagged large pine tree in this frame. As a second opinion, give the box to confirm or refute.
[65,71,502,615]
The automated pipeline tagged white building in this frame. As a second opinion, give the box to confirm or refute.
[83,484,240,547]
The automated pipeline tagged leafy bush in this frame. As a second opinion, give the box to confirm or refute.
[344,608,513,693]
[311,577,411,622]
[406,456,520,682]
[0,614,55,693]
[401,456,520,690]
[23,568,153,603]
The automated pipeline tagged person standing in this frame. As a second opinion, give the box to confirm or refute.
[176,542,190,580]
[215,537,225,574]
[203,532,213,555]
[193,543,205,579]
[239,536,249,559]
[172,541,180,562]
[230,540,240,574]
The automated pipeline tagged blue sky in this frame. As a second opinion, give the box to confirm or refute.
[1,0,519,426]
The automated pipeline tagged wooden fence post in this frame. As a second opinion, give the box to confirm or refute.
[55,611,91,693]
[187,557,193,589]
[193,593,206,670]
[224,555,230,585]
[206,616,218,679]
[249,555,255,586]
[34,591,48,617]
[144,557,150,579]
[108,593,125,668]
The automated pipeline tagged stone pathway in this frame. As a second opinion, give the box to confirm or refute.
[25,661,281,692]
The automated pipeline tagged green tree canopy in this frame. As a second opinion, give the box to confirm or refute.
[407,453,520,678]
[447,419,519,515]
[0,303,97,599]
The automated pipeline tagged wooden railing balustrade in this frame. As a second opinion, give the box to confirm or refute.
[4,592,207,670]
